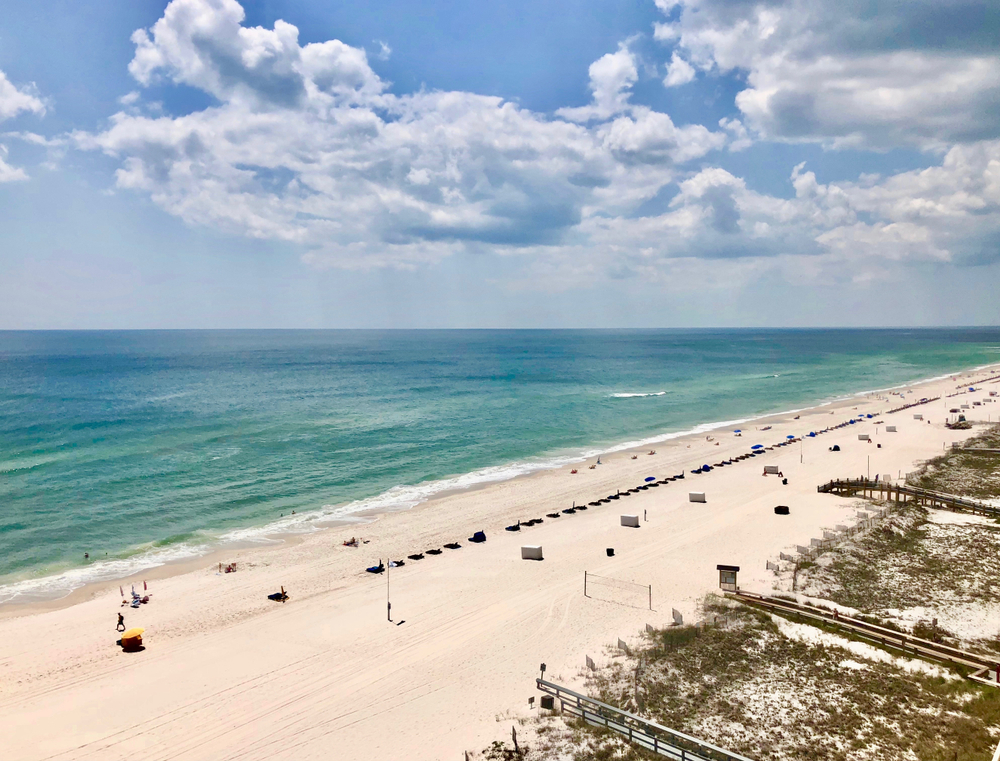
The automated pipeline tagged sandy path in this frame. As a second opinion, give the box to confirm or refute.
[1,368,997,760]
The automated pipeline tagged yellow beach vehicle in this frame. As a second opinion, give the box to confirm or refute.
[120,627,145,650]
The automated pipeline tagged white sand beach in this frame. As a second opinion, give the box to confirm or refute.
[2,367,999,760]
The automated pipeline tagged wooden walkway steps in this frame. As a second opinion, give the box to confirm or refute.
[535,678,755,761]
[726,590,1000,687]
[816,478,1000,518]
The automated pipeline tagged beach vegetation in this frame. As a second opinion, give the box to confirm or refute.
[907,423,1000,499]
[525,598,999,760]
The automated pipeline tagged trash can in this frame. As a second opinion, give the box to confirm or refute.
[606,548,615,557]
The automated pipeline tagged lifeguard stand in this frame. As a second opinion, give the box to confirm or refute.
[717,564,740,592]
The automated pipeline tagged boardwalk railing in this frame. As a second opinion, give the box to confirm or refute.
[726,590,1000,687]
[817,479,1000,518]
[535,678,756,761]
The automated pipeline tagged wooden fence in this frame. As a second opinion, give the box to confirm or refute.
[535,679,756,761]
[726,590,1000,687]
[817,478,1000,518]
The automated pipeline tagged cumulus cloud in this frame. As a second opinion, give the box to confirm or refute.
[663,52,695,87]
[0,69,46,181]
[79,0,727,268]
[0,71,45,122]
[557,43,638,122]
[0,145,28,183]
[72,0,1000,284]
[661,0,1000,150]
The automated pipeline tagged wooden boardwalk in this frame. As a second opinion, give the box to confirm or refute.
[726,590,1000,687]
[535,678,755,761]
[816,478,1000,518]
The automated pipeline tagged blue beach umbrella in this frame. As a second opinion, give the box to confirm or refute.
[751,444,764,450]
[866,414,873,419]
[733,429,742,433]
[849,420,856,424]
[644,476,656,482]
[786,435,795,439]
[808,432,816,437]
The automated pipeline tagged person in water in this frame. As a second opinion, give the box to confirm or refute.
[117,613,125,632]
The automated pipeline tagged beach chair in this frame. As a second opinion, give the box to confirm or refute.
[444,542,462,549]
[365,562,384,574]
[504,522,521,532]
[547,512,561,518]
[407,553,425,560]
[426,548,443,555]
[469,531,486,543]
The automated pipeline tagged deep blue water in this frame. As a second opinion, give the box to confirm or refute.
[2,328,999,602]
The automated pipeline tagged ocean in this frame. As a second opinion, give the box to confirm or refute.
[2,328,999,603]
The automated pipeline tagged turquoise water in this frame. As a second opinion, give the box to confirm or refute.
[2,328,999,602]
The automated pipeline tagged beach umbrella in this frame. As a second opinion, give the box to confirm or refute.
[866,414,873,419]
[849,420,856,424]
[751,444,763,450]
[786,435,795,439]
[733,429,742,433]
[644,476,656,482]
[808,432,816,437]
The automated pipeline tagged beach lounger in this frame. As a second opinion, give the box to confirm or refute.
[426,548,443,555]
[505,523,521,531]
[589,501,600,506]
[444,542,462,549]
[407,553,425,560]
[469,531,486,543]
[547,512,561,518]
[562,507,576,514]
[575,506,587,511]
[365,563,384,574]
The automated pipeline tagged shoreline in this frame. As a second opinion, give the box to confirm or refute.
[3,363,1000,760]
[2,360,996,617]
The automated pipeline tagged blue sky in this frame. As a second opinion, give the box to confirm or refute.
[1,0,999,328]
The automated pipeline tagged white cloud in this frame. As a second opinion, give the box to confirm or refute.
[718,117,752,151]
[661,0,1000,150]
[0,69,46,181]
[119,91,141,105]
[374,40,392,61]
[557,43,638,122]
[79,1,726,269]
[663,52,695,87]
[0,145,28,182]
[0,70,45,122]
[73,0,1000,286]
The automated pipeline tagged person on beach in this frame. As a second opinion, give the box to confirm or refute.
[117,613,125,632]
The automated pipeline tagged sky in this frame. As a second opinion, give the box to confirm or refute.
[1,0,999,329]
